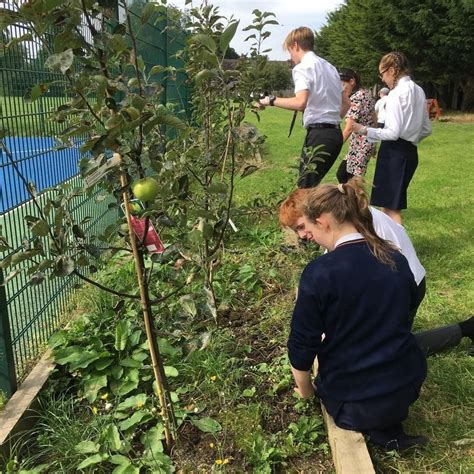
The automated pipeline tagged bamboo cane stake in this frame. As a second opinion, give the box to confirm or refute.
[117,154,174,447]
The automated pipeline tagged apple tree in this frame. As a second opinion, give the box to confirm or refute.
[0,0,277,447]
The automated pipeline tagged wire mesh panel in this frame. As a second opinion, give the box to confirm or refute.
[0,19,120,394]
[127,3,189,116]
[0,3,189,396]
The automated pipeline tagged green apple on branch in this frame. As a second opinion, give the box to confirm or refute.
[132,177,160,202]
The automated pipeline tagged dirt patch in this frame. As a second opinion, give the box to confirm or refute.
[261,391,301,432]
[173,421,247,472]
[173,306,333,471]
[286,455,334,472]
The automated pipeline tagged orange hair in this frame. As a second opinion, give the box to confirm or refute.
[278,188,309,228]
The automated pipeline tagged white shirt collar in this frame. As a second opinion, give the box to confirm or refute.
[301,50,315,63]
[397,75,411,85]
[334,232,364,248]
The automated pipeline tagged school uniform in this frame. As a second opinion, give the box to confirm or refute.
[375,95,388,128]
[366,77,432,210]
[371,207,424,281]
[292,52,343,188]
[288,233,427,437]
[370,208,464,355]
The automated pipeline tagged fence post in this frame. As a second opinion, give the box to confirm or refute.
[0,269,17,398]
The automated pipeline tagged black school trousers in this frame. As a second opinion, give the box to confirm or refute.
[298,126,343,188]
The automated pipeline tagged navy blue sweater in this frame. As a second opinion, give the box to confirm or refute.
[288,239,427,403]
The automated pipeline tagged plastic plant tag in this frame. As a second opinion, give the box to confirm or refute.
[120,199,143,218]
[130,216,165,254]
[228,218,238,232]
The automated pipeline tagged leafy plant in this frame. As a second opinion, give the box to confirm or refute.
[0,390,7,410]
[285,415,324,456]
[246,431,286,473]
[0,0,279,446]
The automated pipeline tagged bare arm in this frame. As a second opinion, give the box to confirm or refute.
[340,90,351,118]
[258,90,308,112]
[342,117,354,142]
[291,366,315,398]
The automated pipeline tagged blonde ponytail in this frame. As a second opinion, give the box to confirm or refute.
[304,178,396,267]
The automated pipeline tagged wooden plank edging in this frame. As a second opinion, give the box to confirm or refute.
[313,360,375,473]
[0,349,55,448]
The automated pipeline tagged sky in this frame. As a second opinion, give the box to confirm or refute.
[169,0,345,60]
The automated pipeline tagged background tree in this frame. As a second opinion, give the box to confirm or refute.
[0,30,31,96]
[316,0,474,109]
[261,61,292,93]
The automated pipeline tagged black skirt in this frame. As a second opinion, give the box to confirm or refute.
[370,138,418,210]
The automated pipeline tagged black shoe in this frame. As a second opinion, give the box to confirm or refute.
[385,434,429,451]
[459,315,474,339]
[365,425,428,452]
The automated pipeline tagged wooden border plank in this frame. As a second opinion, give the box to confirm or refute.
[313,360,375,474]
[0,349,54,448]
[321,402,375,474]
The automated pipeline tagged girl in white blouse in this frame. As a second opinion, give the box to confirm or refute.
[353,52,431,224]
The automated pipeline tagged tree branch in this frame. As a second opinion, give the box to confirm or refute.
[150,283,186,305]
[210,109,236,256]
[73,269,140,299]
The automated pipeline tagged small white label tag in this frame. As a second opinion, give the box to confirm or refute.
[228,218,238,232]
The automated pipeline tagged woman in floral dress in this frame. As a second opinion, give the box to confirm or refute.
[336,68,376,183]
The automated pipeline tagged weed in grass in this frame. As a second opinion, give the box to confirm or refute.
[246,430,287,472]
[0,390,6,410]
[285,414,325,456]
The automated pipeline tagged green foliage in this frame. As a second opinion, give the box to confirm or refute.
[0,390,7,410]
[191,416,222,434]
[246,431,286,473]
[285,415,324,456]
[41,300,179,471]
[261,61,292,93]
[0,0,279,324]
[243,414,325,472]
[316,0,474,107]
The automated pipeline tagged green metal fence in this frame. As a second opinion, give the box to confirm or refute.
[0,3,188,398]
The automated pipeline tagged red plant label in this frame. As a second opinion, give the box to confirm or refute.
[130,216,165,254]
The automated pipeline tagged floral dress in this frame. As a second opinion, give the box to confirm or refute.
[345,89,376,176]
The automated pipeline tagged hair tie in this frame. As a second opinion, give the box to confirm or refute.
[337,183,346,194]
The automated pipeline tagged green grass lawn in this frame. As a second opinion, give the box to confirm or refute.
[237,108,474,472]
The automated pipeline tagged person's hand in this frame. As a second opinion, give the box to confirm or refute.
[293,385,315,399]
[342,82,352,95]
[352,122,367,135]
[259,95,271,107]
[254,95,272,110]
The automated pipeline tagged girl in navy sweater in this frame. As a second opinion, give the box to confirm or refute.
[283,178,428,450]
